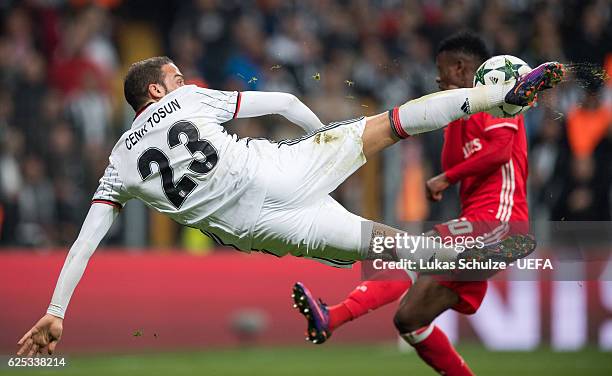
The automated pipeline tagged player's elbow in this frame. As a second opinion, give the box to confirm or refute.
[69,239,97,260]
[486,143,513,169]
[496,145,513,165]
[279,93,299,114]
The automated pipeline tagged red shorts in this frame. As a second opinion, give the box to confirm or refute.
[431,213,528,314]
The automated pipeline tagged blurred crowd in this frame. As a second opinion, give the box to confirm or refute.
[0,0,610,249]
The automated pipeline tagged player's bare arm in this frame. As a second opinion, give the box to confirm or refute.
[425,174,451,202]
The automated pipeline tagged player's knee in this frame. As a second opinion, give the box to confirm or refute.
[393,306,430,334]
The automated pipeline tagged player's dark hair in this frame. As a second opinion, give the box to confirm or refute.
[124,56,174,111]
[436,31,491,64]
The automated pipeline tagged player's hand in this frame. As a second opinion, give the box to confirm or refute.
[17,314,63,357]
[426,173,450,202]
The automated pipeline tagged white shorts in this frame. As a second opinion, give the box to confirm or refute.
[249,117,370,266]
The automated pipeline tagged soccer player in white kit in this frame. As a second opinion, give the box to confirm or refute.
[16,56,563,356]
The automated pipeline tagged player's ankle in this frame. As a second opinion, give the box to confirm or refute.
[471,85,511,112]
[328,302,354,331]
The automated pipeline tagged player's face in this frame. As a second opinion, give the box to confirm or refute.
[147,64,185,103]
[435,51,472,91]
[160,63,185,93]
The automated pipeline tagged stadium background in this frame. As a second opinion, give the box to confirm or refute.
[0,0,611,375]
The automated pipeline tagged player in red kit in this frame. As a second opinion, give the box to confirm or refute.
[292,32,530,376]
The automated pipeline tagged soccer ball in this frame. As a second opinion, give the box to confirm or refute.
[473,55,532,118]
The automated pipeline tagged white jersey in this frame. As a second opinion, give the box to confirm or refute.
[93,85,265,250]
[44,83,501,320]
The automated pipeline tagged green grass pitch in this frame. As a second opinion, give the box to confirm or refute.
[2,343,611,376]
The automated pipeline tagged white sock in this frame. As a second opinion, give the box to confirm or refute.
[389,85,510,138]
[400,324,435,345]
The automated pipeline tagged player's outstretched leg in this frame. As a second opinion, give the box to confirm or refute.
[361,61,565,158]
[292,280,411,344]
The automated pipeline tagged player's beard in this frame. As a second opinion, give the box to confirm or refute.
[159,81,170,95]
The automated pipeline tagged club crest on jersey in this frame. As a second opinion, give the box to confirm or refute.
[463,138,482,158]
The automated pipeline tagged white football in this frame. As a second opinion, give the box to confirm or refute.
[473,55,532,118]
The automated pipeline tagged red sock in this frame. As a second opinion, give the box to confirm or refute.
[405,326,474,376]
[327,280,411,331]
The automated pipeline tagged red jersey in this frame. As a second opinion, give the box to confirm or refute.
[441,112,529,221]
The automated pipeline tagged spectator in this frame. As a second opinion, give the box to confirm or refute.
[552,83,612,221]
[16,155,56,246]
